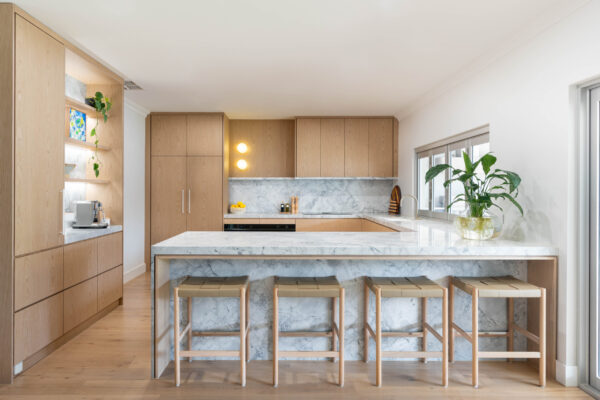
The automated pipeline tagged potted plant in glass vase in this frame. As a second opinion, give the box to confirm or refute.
[425,152,522,240]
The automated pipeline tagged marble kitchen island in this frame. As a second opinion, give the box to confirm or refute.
[151,216,558,381]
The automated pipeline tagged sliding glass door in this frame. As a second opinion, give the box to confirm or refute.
[590,85,600,391]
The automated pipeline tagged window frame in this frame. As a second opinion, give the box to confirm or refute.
[415,127,489,220]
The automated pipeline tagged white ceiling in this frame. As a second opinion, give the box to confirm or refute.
[15,0,580,118]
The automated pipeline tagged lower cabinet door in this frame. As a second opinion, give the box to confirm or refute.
[63,278,98,333]
[295,218,362,232]
[14,292,63,363]
[98,265,123,310]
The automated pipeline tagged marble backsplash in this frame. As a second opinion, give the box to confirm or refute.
[168,258,527,362]
[229,178,397,214]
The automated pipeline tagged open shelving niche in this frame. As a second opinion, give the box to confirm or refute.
[63,47,123,225]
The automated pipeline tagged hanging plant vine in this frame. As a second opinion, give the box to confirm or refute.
[85,91,112,177]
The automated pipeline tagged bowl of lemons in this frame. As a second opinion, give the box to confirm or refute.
[230,201,246,214]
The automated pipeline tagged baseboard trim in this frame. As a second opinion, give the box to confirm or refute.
[556,359,579,386]
[124,263,146,283]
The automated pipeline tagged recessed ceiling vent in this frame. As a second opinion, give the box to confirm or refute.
[123,80,142,90]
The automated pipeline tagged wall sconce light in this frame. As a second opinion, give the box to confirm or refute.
[236,159,248,170]
[237,143,248,153]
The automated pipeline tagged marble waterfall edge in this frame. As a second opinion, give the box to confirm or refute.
[167,258,527,362]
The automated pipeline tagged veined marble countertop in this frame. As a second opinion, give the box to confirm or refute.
[224,212,361,219]
[153,214,557,258]
[64,224,122,245]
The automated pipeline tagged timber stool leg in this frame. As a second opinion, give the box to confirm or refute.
[173,275,250,387]
[449,276,546,388]
[364,276,448,387]
[272,276,344,387]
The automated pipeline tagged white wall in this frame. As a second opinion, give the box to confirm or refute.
[123,99,148,282]
[396,0,600,386]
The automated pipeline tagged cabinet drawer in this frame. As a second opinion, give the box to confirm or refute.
[64,239,98,288]
[361,219,397,232]
[98,232,123,274]
[260,218,295,225]
[14,292,63,363]
[98,265,123,310]
[296,218,362,232]
[223,218,260,225]
[15,247,63,311]
[63,277,98,332]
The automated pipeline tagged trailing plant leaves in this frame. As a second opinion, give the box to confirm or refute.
[489,193,523,215]
[425,164,450,183]
[90,127,96,136]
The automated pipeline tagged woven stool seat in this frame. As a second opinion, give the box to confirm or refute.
[177,276,249,297]
[274,276,341,297]
[366,276,443,298]
[453,276,542,298]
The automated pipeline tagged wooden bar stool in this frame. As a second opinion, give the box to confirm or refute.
[173,276,250,387]
[449,276,546,388]
[364,276,448,387]
[272,276,344,387]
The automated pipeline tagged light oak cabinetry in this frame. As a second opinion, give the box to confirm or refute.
[0,5,124,382]
[98,265,123,310]
[296,218,363,232]
[14,293,63,365]
[320,119,345,177]
[344,118,369,177]
[14,248,63,311]
[296,118,321,177]
[151,156,187,244]
[150,115,186,156]
[63,239,98,289]
[147,113,229,263]
[64,277,98,333]
[98,231,123,274]
[14,15,65,257]
[361,219,397,232]
[368,118,393,177]
[296,117,397,177]
[187,156,223,230]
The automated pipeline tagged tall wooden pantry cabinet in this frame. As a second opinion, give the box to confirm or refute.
[0,4,124,383]
[146,113,229,264]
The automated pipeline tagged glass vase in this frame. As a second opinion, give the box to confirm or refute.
[454,210,503,240]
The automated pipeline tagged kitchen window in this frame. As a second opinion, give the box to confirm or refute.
[415,127,489,219]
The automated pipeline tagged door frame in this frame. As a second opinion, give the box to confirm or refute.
[577,77,600,397]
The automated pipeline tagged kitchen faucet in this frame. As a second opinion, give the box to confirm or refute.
[400,194,418,219]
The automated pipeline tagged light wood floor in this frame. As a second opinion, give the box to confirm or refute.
[0,273,590,399]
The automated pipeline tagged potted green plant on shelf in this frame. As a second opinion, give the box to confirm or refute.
[85,91,112,178]
[425,152,522,240]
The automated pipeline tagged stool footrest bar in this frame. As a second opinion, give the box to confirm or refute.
[382,351,443,359]
[279,351,339,358]
[178,323,191,342]
[478,351,540,359]
[513,325,539,343]
[192,331,242,337]
[180,350,240,358]
[280,331,333,337]
[423,322,443,343]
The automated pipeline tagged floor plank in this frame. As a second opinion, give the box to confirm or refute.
[0,273,590,399]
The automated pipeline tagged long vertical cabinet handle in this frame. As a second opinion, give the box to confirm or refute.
[59,189,64,238]
[188,189,191,214]
[181,189,185,214]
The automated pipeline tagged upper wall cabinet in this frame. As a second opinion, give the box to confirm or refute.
[187,114,223,156]
[296,118,321,177]
[229,120,295,177]
[368,118,393,177]
[151,114,224,157]
[150,115,186,156]
[296,117,397,178]
[14,16,65,256]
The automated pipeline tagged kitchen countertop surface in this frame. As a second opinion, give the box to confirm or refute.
[64,224,122,245]
[153,214,557,258]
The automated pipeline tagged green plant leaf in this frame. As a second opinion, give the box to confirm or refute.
[462,151,473,173]
[489,193,523,215]
[425,164,451,183]
[90,128,96,136]
[480,153,497,174]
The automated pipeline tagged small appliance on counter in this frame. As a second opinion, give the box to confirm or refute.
[72,200,109,228]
